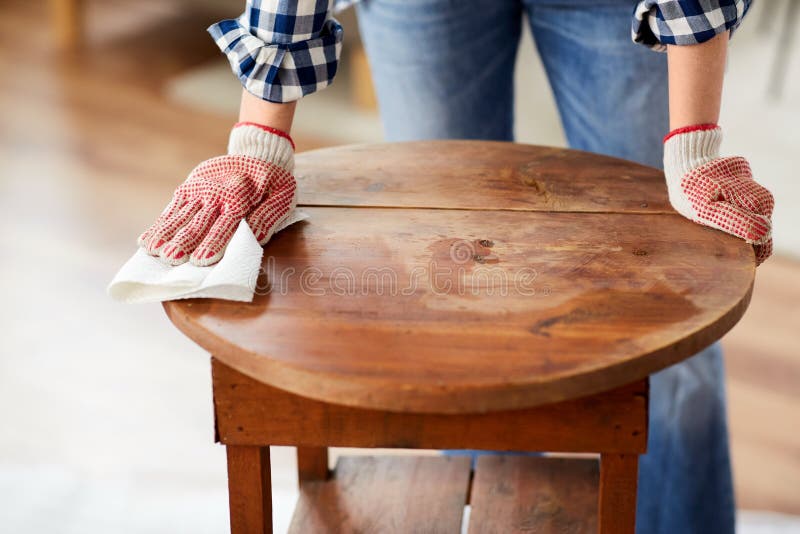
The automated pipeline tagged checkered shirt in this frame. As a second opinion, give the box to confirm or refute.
[632,0,752,51]
[209,0,752,103]
[208,0,344,103]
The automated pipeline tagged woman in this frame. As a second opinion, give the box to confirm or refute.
[138,1,773,532]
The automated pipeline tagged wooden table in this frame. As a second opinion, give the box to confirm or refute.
[164,141,755,533]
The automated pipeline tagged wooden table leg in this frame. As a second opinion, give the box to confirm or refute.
[598,453,639,534]
[213,361,650,532]
[297,446,329,483]
[226,445,272,534]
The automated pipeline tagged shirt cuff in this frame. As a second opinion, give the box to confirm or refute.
[208,15,343,103]
[631,0,752,52]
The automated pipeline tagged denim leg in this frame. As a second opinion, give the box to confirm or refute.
[640,343,736,534]
[355,0,521,141]
[525,2,735,532]
[524,0,668,167]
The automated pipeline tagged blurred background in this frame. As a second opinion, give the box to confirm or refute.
[0,0,798,532]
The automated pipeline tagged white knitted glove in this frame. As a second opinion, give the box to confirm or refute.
[138,123,297,266]
[663,124,774,265]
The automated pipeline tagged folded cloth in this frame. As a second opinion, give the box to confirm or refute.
[108,211,307,303]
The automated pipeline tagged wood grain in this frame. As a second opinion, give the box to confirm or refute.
[288,455,472,534]
[226,445,272,534]
[295,141,673,213]
[212,359,648,453]
[598,453,639,534]
[468,456,599,534]
[166,193,754,413]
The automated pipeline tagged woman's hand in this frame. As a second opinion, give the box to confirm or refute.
[138,123,296,266]
[664,124,774,264]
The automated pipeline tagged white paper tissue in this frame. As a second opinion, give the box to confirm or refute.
[108,211,307,303]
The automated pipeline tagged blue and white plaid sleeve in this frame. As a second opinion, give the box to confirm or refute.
[208,0,344,103]
[632,0,752,51]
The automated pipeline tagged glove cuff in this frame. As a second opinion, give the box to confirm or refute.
[228,122,295,173]
[663,124,722,180]
[662,124,723,220]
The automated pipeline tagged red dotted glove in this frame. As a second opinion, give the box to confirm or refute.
[138,123,297,266]
[663,124,774,265]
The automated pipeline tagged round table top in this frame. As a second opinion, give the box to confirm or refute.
[164,141,755,414]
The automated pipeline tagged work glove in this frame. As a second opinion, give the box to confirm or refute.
[663,124,774,265]
[138,123,297,266]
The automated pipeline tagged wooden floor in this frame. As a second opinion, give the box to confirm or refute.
[724,258,800,513]
[1,0,797,521]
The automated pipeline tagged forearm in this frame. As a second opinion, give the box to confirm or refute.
[666,32,728,130]
[238,88,297,134]
[663,30,773,264]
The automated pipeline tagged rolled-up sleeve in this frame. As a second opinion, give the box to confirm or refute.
[632,0,752,51]
[208,0,344,103]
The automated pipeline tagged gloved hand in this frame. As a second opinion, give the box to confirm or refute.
[663,124,774,265]
[138,123,297,266]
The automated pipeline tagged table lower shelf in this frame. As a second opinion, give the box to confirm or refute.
[288,454,599,533]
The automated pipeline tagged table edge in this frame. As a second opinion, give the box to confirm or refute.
[162,276,753,414]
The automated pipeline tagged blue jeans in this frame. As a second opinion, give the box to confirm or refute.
[356,1,735,532]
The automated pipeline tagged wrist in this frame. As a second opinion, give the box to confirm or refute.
[228,123,295,172]
[238,88,296,133]
[663,124,722,181]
